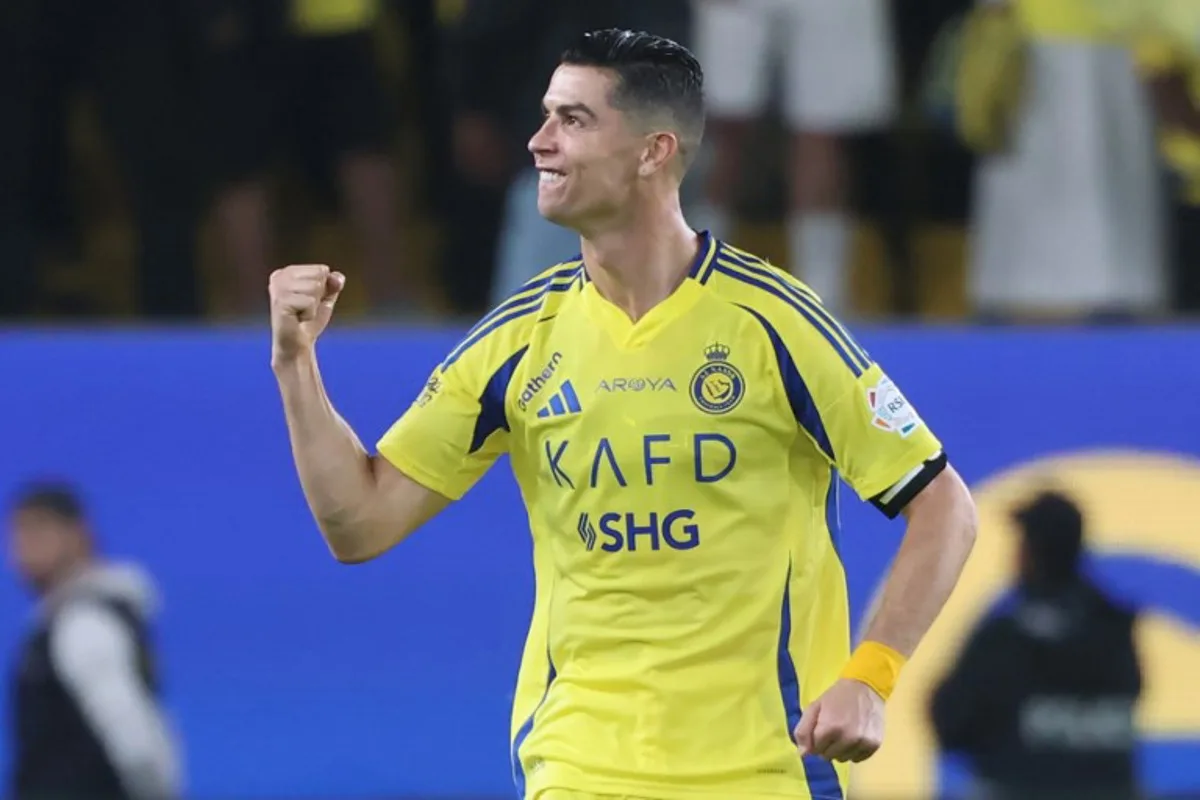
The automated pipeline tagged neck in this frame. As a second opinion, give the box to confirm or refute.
[34,556,90,598]
[580,197,699,322]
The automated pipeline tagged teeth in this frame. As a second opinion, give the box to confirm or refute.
[539,170,565,185]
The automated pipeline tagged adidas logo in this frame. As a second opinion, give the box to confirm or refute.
[536,380,582,418]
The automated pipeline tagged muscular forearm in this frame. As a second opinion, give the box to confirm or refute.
[273,351,378,543]
[862,468,977,656]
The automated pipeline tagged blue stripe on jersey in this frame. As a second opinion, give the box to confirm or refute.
[777,560,802,738]
[779,561,844,800]
[696,236,721,284]
[737,305,836,462]
[511,650,557,799]
[782,556,845,800]
[718,259,865,378]
[442,264,581,369]
[781,566,846,800]
[717,249,871,373]
[777,556,844,800]
[803,754,844,799]
[687,230,718,281]
[720,245,871,368]
[825,469,842,562]
[469,345,528,454]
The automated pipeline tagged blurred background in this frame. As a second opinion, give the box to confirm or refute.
[2,0,1200,797]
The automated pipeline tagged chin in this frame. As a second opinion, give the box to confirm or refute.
[539,203,577,230]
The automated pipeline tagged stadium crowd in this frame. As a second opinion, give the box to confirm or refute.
[2,0,1199,324]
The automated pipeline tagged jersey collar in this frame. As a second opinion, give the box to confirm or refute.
[580,231,717,349]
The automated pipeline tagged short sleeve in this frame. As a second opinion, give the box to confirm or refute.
[376,341,528,502]
[819,362,945,509]
[742,300,944,518]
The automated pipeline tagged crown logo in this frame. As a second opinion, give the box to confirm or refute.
[704,343,731,362]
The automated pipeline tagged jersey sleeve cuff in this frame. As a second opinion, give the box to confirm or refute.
[375,441,467,502]
[870,451,949,519]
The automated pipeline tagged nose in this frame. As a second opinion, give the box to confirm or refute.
[528,117,555,156]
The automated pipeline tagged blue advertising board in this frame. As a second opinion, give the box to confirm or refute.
[1,325,1198,798]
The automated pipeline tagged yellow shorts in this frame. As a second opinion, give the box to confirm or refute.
[532,792,661,800]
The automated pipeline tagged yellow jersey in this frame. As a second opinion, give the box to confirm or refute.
[377,233,945,799]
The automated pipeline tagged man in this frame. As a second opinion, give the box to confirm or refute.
[931,491,1142,800]
[6,481,181,800]
[966,0,1165,320]
[1119,0,1200,312]
[691,0,900,316]
[271,29,977,800]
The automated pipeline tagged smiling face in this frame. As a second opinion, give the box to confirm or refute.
[528,64,660,232]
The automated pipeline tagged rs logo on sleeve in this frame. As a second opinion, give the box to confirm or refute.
[867,375,922,437]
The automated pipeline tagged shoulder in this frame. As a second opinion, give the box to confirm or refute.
[50,601,135,677]
[703,240,874,378]
[438,258,585,388]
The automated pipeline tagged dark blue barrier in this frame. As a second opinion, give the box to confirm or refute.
[1,325,1198,798]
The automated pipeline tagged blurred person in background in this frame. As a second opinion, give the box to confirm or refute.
[1117,0,1200,314]
[0,0,201,318]
[690,0,899,316]
[451,0,692,306]
[962,0,1166,321]
[930,491,1142,800]
[193,0,408,317]
[6,482,181,800]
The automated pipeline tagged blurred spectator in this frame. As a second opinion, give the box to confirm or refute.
[690,0,899,316]
[0,0,202,318]
[412,0,506,315]
[1125,5,1200,314]
[6,481,181,800]
[966,0,1166,320]
[193,0,409,316]
[930,491,1141,800]
[890,0,977,317]
[451,0,692,307]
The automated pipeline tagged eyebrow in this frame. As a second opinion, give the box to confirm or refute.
[543,102,598,121]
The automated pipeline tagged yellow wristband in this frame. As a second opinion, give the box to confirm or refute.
[839,641,908,701]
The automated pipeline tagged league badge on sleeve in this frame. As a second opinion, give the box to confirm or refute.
[690,343,745,415]
[866,375,922,437]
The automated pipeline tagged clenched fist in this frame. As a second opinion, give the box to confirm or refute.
[269,264,345,364]
[793,678,885,763]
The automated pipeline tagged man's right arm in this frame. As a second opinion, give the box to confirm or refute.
[273,351,450,564]
[270,264,513,563]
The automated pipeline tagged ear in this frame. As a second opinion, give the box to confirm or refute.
[639,131,680,177]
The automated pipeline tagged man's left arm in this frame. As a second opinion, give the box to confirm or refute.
[790,355,977,763]
[859,464,977,657]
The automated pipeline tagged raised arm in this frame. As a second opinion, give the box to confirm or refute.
[270,265,450,563]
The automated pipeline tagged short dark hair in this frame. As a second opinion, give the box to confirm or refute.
[1014,491,1085,585]
[10,480,87,523]
[561,28,706,170]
